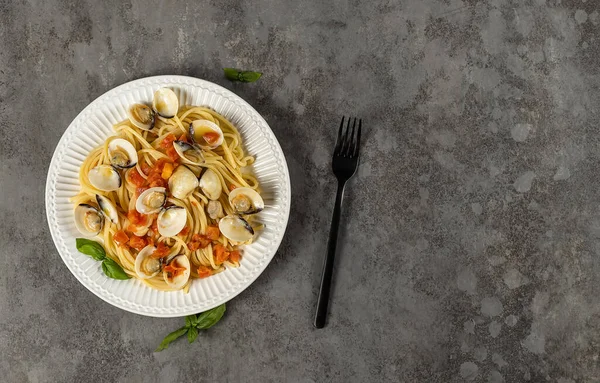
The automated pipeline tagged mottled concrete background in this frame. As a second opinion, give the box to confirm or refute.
[1,0,599,382]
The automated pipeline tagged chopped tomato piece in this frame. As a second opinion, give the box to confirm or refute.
[228,184,237,191]
[151,242,170,258]
[178,134,190,143]
[128,168,146,187]
[141,162,152,175]
[144,158,173,187]
[146,235,154,246]
[160,133,177,149]
[205,226,220,241]
[128,235,146,251]
[114,230,129,246]
[214,244,230,265]
[154,158,171,171]
[187,234,211,251]
[127,224,137,233]
[187,241,200,251]
[128,210,146,225]
[194,234,212,248]
[204,132,220,145]
[229,250,241,263]
[178,226,190,236]
[197,265,212,278]
[164,259,186,277]
[162,162,174,179]
[147,174,167,188]
[165,146,179,162]
[146,173,159,183]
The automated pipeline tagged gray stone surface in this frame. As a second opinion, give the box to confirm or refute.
[1,0,599,382]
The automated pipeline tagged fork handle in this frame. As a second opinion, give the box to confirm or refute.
[314,180,346,328]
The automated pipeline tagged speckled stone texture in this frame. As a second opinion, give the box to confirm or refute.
[1,0,599,382]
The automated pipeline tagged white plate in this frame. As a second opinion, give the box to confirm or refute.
[45,75,291,317]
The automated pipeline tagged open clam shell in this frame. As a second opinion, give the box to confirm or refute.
[218,214,254,242]
[228,187,264,215]
[157,206,187,238]
[74,204,104,237]
[88,165,121,192]
[134,245,162,279]
[152,88,179,118]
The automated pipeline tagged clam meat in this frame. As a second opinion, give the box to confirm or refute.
[108,138,138,169]
[135,187,167,214]
[134,245,162,279]
[74,204,104,237]
[228,187,264,215]
[127,103,155,131]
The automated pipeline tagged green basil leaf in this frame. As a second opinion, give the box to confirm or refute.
[223,68,262,83]
[155,326,188,352]
[76,238,106,261]
[195,304,226,330]
[185,315,196,328]
[223,68,241,81]
[240,71,262,83]
[187,327,199,343]
[101,258,131,280]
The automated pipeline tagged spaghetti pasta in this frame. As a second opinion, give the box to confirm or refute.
[71,90,262,292]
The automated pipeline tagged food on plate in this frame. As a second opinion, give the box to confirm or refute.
[71,88,264,292]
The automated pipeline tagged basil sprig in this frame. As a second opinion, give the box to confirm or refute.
[223,68,262,83]
[195,304,226,329]
[155,304,226,352]
[75,238,106,261]
[76,238,130,280]
[101,258,131,280]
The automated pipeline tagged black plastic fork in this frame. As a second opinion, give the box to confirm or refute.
[314,116,362,328]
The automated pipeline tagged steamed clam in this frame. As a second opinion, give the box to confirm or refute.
[127,103,155,131]
[168,165,198,200]
[96,194,118,224]
[172,140,204,165]
[229,187,264,215]
[74,204,104,237]
[135,187,167,214]
[163,254,191,290]
[88,165,121,191]
[189,120,224,150]
[157,206,187,237]
[207,200,224,220]
[199,169,222,200]
[134,245,162,279]
[108,138,138,169]
[152,88,179,118]
[218,214,254,242]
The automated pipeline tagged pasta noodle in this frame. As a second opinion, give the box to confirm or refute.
[71,93,261,292]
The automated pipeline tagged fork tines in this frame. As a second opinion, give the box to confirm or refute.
[334,116,362,158]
